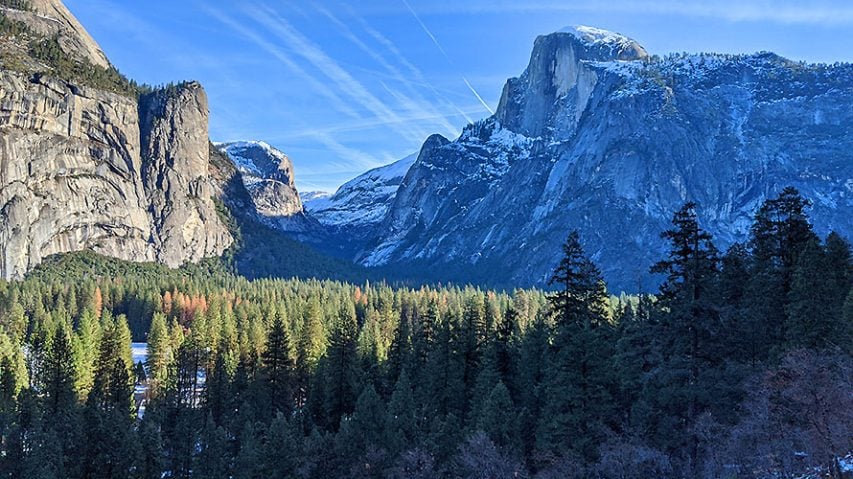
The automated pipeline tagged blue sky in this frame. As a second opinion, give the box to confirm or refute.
[65,0,853,192]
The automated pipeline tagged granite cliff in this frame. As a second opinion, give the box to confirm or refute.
[0,0,231,279]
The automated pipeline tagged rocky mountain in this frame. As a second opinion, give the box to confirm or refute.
[301,190,330,203]
[0,0,231,279]
[216,140,317,234]
[329,25,853,291]
[1,0,109,68]
[305,153,416,243]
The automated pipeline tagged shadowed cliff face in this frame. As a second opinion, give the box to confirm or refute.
[350,28,853,292]
[0,2,231,279]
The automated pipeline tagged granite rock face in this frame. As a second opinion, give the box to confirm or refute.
[347,27,853,291]
[0,71,153,278]
[0,1,231,279]
[140,83,231,267]
[2,0,110,67]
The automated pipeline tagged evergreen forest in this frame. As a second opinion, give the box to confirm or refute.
[0,188,849,479]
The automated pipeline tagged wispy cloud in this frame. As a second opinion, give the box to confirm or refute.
[315,7,460,138]
[400,0,495,114]
[368,0,853,26]
[277,104,484,141]
[306,131,386,172]
[246,5,434,145]
[352,12,477,124]
[201,5,362,120]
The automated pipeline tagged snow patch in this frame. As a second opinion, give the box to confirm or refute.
[308,153,417,229]
[559,25,640,54]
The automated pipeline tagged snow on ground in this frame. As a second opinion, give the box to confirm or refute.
[132,342,147,366]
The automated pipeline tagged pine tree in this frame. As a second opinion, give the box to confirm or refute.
[386,370,416,454]
[146,312,173,398]
[515,314,549,464]
[350,384,386,450]
[460,295,487,417]
[43,321,76,415]
[41,321,81,477]
[234,421,265,479]
[548,231,609,328]
[82,315,137,479]
[785,239,837,349]
[644,202,723,473]
[261,316,294,416]
[494,306,518,385]
[719,244,762,363]
[265,412,300,478]
[323,301,360,429]
[422,311,465,419]
[294,296,324,409]
[748,187,819,352]
[477,381,518,452]
[204,345,234,424]
[72,308,99,399]
[195,415,231,479]
[538,230,615,461]
[385,306,412,391]
[137,410,164,479]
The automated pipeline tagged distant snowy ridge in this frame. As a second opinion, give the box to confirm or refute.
[301,191,331,203]
[305,153,417,233]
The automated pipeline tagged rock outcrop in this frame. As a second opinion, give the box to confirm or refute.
[343,27,853,291]
[140,83,231,267]
[0,1,231,279]
[2,0,110,67]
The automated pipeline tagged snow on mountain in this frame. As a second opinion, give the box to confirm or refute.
[339,28,853,291]
[305,153,416,236]
[301,191,331,203]
[217,141,316,233]
[558,25,647,60]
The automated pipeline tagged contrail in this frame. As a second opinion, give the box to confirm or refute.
[462,77,494,115]
[400,0,494,114]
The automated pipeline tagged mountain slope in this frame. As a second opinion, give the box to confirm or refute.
[349,26,853,291]
[305,153,416,237]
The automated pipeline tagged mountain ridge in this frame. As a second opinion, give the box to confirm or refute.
[309,26,853,291]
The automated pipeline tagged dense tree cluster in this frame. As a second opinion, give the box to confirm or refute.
[0,188,849,478]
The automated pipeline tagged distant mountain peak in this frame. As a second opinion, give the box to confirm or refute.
[217,141,321,234]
